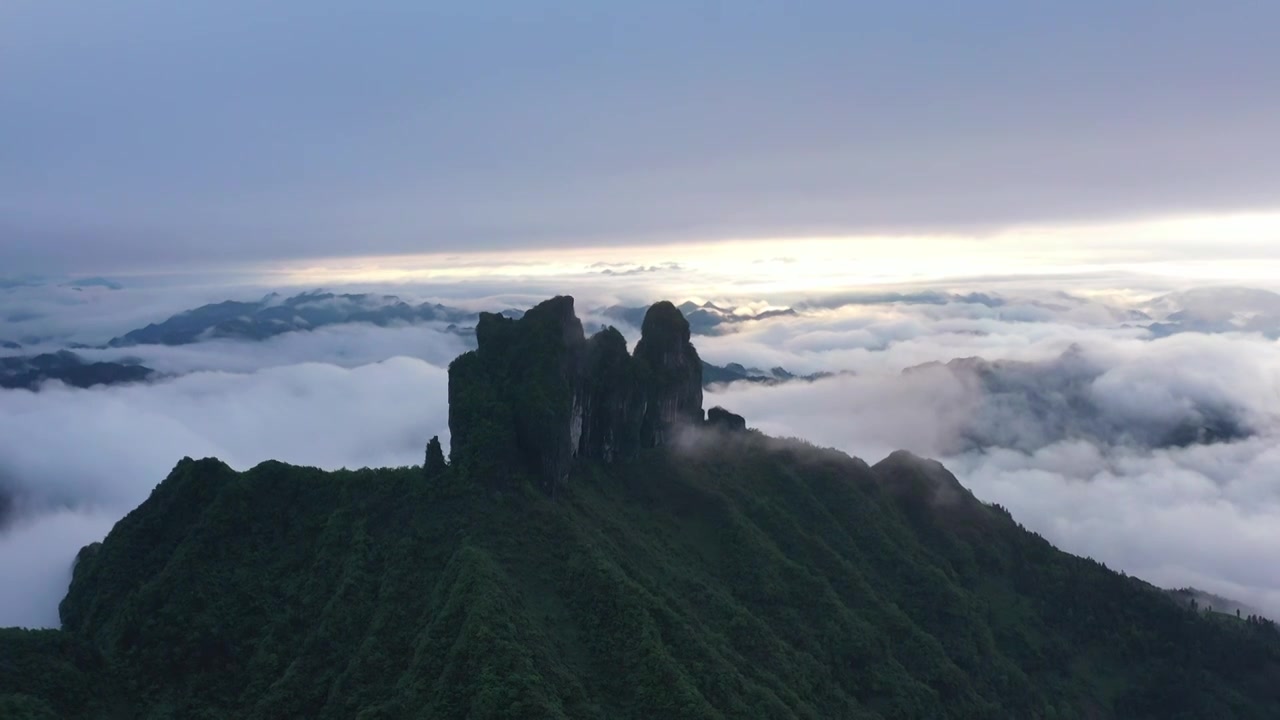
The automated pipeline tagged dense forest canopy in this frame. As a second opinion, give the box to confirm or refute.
[3,298,1278,719]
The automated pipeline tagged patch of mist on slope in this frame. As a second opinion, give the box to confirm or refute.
[0,356,450,628]
[76,323,474,376]
[708,328,1280,615]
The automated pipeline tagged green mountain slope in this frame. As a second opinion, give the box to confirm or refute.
[6,297,1280,719]
[1,438,1275,719]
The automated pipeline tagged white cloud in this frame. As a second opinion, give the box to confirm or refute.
[948,437,1280,615]
[0,356,450,627]
[7,277,1280,630]
[80,322,473,376]
[0,510,118,629]
[708,321,1280,615]
[0,282,273,348]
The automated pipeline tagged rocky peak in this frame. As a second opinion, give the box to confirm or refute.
[638,300,693,349]
[633,301,704,447]
[706,406,747,433]
[448,296,733,496]
[578,327,646,463]
[423,436,446,478]
[449,296,586,496]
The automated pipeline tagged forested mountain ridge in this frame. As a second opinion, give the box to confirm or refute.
[3,298,1279,719]
[0,350,154,390]
[106,290,474,347]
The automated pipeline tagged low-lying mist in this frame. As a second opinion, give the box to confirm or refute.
[3,278,1280,626]
[704,302,1280,616]
[0,354,450,627]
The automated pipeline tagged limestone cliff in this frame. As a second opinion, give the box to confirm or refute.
[448,296,585,495]
[447,296,729,495]
[633,301,704,447]
[578,327,646,463]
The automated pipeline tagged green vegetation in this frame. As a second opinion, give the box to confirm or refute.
[7,298,1280,718]
[447,296,705,496]
[0,350,153,390]
[424,436,446,479]
[5,433,1279,718]
[449,297,586,495]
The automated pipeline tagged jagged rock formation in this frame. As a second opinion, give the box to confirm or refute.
[448,297,586,496]
[448,297,720,495]
[706,406,747,433]
[423,436,446,478]
[108,290,474,347]
[633,301,704,447]
[579,327,646,463]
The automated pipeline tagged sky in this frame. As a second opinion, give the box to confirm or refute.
[3,3,1280,630]
[3,1,1280,275]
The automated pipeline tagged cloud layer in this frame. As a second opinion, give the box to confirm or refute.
[0,356,450,627]
[4,279,1280,627]
[702,294,1280,615]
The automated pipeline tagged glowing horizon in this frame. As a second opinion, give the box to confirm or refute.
[255,209,1280,297]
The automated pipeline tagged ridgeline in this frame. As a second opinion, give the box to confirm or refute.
[3,298,1279,719]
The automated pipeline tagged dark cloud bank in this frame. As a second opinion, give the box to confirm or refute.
[3,281,1280,626]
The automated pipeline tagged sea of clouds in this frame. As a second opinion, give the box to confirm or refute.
[2,276,1280,626]
[698,287,1280,616]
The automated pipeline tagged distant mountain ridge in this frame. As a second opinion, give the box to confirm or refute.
[702,361,834,386]
[0,350,153,390]
[603,301,797,335]
[102,292,800,349]
[3,291,824,392]
[100,285,1280,352]
[906,348,1252,452]
[108,290,475,347]
[26,286,1280,399]
[1144,287,1280,338]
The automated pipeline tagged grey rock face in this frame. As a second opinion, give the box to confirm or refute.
[447,297,586,495]
[578,327,646,463]
[448,297,721,496]
[633,302,704,448]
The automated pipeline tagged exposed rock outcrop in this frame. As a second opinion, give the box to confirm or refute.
[447,296,729,496]
[634,301,704,447]
[578,327,646,463]
[706,406,747,433]
[448,297,585,495]
[423,436,447,478]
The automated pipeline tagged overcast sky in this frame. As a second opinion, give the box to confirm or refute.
[3,1,1279,274]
